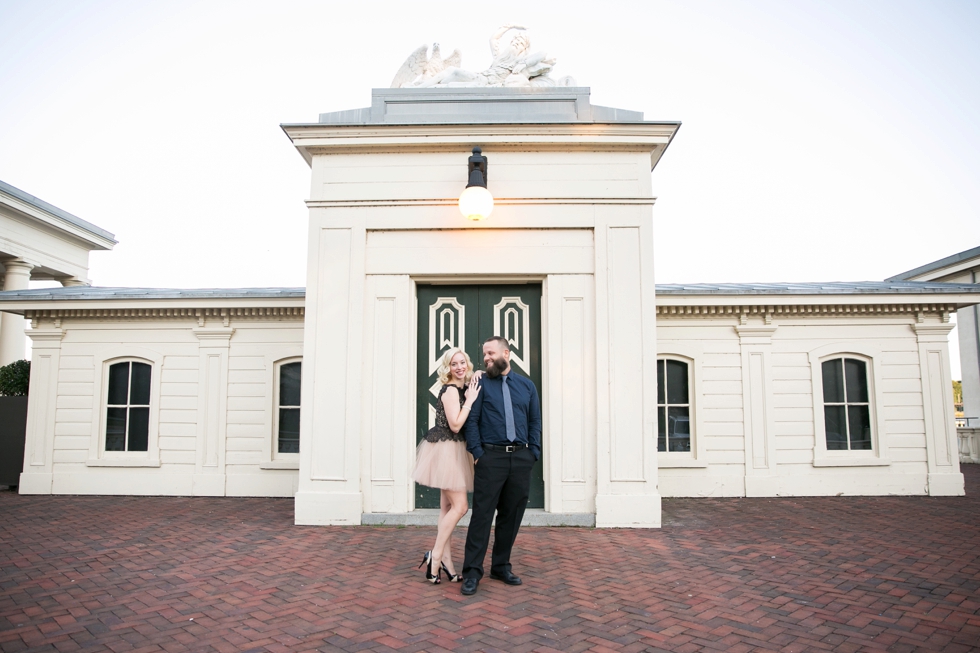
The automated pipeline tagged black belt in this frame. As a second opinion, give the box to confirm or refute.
[484,442,528,452]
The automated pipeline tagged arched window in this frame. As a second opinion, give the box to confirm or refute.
[821,357,872,451]
[105,361,152,452]
[276,360,302,454]
[658,358,690,452]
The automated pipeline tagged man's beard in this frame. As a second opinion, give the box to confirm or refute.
[485,356,506,379]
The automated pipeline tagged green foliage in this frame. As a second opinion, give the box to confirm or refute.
[953,380,963,405]
[0,360,30,396]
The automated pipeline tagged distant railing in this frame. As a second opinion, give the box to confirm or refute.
[959,425,980,464]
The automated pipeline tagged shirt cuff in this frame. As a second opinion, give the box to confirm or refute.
[530,445,540,461]
[470,446,485,460]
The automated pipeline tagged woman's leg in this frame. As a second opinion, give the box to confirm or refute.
[431,489,468,576]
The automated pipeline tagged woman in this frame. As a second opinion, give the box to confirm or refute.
[413,347,480,584]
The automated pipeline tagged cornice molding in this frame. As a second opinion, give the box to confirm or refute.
[284,122,679,168]
[656,303,956,322]
[285,121,677,143]
[25,306,305,325]
[305,197,655,208]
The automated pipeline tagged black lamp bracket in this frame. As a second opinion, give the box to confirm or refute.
[466,147,488,188]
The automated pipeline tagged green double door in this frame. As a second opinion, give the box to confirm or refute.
[416,284,544,509]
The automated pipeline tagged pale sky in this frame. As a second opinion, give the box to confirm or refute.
[2,0,978,375]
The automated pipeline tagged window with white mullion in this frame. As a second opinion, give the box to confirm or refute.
[276,361,301,454]
[657,358,691,452]
[821,357,872,451]
[105,361,152,452]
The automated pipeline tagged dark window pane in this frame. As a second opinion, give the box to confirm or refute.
[665,360,689,405]
[107,363,129,405]
[824,405,847,450]
[822,359,844,403]
[848,405,872,450]
[280,362,302,407]
[657,406,666,452]
[278,408,300,453]
[106,407,127,450]
[130,363,151,405]
[128,407,149,451]
[667,406,691,452]
[844,358,869,403]
[657,360,665,405]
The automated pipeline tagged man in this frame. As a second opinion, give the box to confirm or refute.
[460,336,542,596]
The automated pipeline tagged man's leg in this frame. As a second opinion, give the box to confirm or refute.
[462,450,507,580]
[489,447,533,575]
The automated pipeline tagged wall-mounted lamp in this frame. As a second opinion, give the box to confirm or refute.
[458,147,494,221]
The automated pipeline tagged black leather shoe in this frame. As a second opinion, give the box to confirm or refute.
[461,578,479,595]
[489,570,522,585]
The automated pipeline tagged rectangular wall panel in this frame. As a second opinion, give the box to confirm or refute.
[926,350,951,467]
[204,354,221,467]
[748,352,769,469]
[607,227,644,481]
[365,229,594,275]
[311,228,352,480]
[561,297,586,482]
[371,297,396,482]
[29,354,54,466]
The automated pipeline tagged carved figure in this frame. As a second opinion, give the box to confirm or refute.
[390,25,575,89]
[390,43,463,89]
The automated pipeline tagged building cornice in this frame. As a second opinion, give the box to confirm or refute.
[305,197,657,208]
[282,122,679,169]
[656,302,956,324]
[25,306,304,327]
[0,181,116,250]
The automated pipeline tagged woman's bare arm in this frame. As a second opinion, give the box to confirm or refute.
[442,379,481,432]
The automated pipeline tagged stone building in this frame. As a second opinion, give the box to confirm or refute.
[1,87,978,527]
[888,246,980,463]
[0,180,116,366]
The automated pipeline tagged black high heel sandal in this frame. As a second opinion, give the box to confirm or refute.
[440,562,462,583]
[418,551,441,584]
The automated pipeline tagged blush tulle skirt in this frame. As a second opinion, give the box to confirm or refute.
[412,439,474,492]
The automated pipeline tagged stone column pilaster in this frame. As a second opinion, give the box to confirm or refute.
[192,326,234,496]
[912,323,963,495]
[60,277,89,287]
[736,324,779,496]
[0,259,34,366]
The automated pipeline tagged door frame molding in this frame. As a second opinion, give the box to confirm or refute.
[409,276,548,511]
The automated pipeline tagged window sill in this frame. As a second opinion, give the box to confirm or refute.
[86,458,161,468]
[813,457,890,468]
[658,457,709,468]
[260,460,300,470]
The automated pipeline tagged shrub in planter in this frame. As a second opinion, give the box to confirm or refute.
[0,360,30,396]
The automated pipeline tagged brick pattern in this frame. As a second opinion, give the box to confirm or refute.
[2,470,979,652]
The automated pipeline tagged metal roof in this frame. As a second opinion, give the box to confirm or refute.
[655,281,980,295]
[0,180,117,244]
[886,245,980,281]
[0,287,305,301]
[1,282,979,304]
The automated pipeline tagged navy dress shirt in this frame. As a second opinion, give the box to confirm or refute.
[465,372,542,461]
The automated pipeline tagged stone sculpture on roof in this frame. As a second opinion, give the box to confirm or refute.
[390,24,575,89]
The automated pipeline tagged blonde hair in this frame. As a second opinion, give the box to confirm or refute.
[437,347,474,385]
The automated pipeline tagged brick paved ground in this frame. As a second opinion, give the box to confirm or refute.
[2,469,979,653]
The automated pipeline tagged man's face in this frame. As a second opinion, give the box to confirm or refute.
[483,341,510,378]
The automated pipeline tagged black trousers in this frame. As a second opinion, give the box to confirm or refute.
[462,446,534,580]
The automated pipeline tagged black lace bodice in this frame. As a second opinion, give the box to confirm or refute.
[425,384,467,443]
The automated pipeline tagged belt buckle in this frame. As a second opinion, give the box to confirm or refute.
[505,445,516,453]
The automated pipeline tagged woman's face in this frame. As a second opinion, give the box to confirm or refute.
[450,352,468,381]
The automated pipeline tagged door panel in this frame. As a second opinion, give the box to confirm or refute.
[416,284,544,509]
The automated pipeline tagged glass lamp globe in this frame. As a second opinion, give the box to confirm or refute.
[458,185,494,221]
